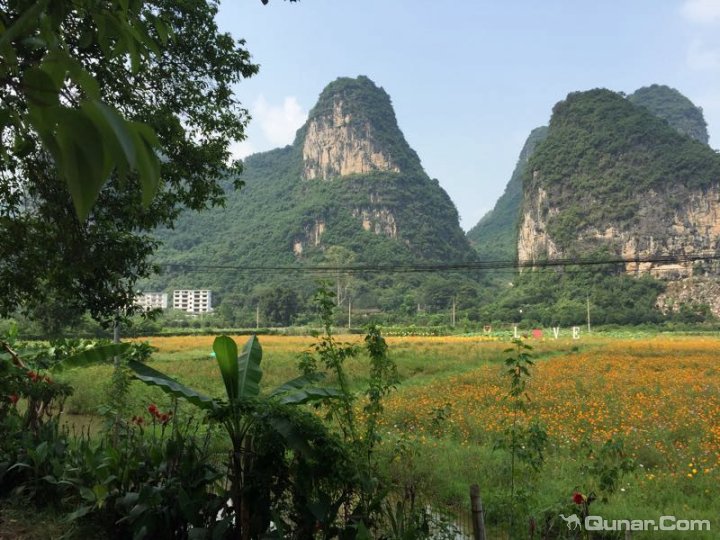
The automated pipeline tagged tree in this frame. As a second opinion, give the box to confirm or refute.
[323,245,358,307]
[256,286,299,327]
[1,0,260,326]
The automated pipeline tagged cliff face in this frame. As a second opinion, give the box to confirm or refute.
[517,88,720,311]
[518,183,720,277]
[286,76,471,262]
[302,98,400,180]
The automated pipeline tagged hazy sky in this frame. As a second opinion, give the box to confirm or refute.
[217,0,720,231]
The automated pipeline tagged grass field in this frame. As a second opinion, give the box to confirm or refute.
[56,332,720,538]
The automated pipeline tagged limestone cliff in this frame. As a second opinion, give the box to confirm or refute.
[292,219,326,256]
[298,75,421,181]
[302,98,400,180]
[519,183,720,277]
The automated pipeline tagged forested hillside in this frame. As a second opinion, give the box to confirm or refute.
[467,85,714,263]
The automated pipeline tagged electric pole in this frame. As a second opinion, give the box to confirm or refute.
[586,295,591,333]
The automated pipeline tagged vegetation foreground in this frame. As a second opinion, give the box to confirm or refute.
[2,329,719,538]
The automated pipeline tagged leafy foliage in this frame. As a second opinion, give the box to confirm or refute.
[1,0,259,326]
[127,333,363,538]
[1,0,168,220]
[481,265,668,326]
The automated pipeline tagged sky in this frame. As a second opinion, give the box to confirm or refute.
[217,0,720,231]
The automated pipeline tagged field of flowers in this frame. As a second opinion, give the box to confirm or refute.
[58,332,719,537]
[139,334,720,482]
[382,337,720,475]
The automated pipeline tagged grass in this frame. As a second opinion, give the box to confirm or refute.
[49,332,720,538]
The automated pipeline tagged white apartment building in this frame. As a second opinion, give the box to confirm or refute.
[136,292,169,311]
[173,289,213,313]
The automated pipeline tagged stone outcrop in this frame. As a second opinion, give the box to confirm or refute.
[518,184,720,278]
[352,206,398,239]
[302,98,399,180]
[517,184,561,263]
[657,277,720,314]
[292,219,325,257]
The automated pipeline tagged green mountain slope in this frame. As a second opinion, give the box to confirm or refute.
[468,85,711,264]
[480,87,720,325]
[524,88,720,252]
[466,126,548,261]
[146,76,477,315]
[628,84,709,144]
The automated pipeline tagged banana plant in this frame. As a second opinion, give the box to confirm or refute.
[127,335,342,539]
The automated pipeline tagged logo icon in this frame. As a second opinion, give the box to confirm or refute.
[559,514,582,530]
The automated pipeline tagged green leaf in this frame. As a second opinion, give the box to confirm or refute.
[128,360,216,410]
[269,373,344,405]
[266,415,313,457]
[66,505,93,522]
[0,0,50,51]
[277,386,344,406]
[237,335,262,399]
[79,486,96,502]
[269,373,324,397]
[154,18,170,45]
[82,101,134,176]
[39,50,70,89]
[130,122,161,205]
[52,343,130,372]
[213,336,239,402]
[92,483,109,503]
[55,108,112,220]
[65,59,100,99]
[22,67,59,107]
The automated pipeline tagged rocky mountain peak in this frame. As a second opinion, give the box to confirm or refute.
[299,76,418,180]
[628,84,709,144]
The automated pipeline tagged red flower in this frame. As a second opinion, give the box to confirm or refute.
[8,394,19,405]
[148,403,158,415]
[572,492,586,505]
[159,413,170,425]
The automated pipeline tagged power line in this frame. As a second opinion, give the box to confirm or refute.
[155,252,720,275]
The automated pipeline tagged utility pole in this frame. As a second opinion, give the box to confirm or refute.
[451,297,456,327]
[256,305,260,329]
[586,295,591,333]
[348,298,352,329]
[113,309,121,367]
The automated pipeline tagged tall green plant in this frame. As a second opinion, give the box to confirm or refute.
[494,339,548,535]
[298,286,400,535]
[127,334,343,539]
